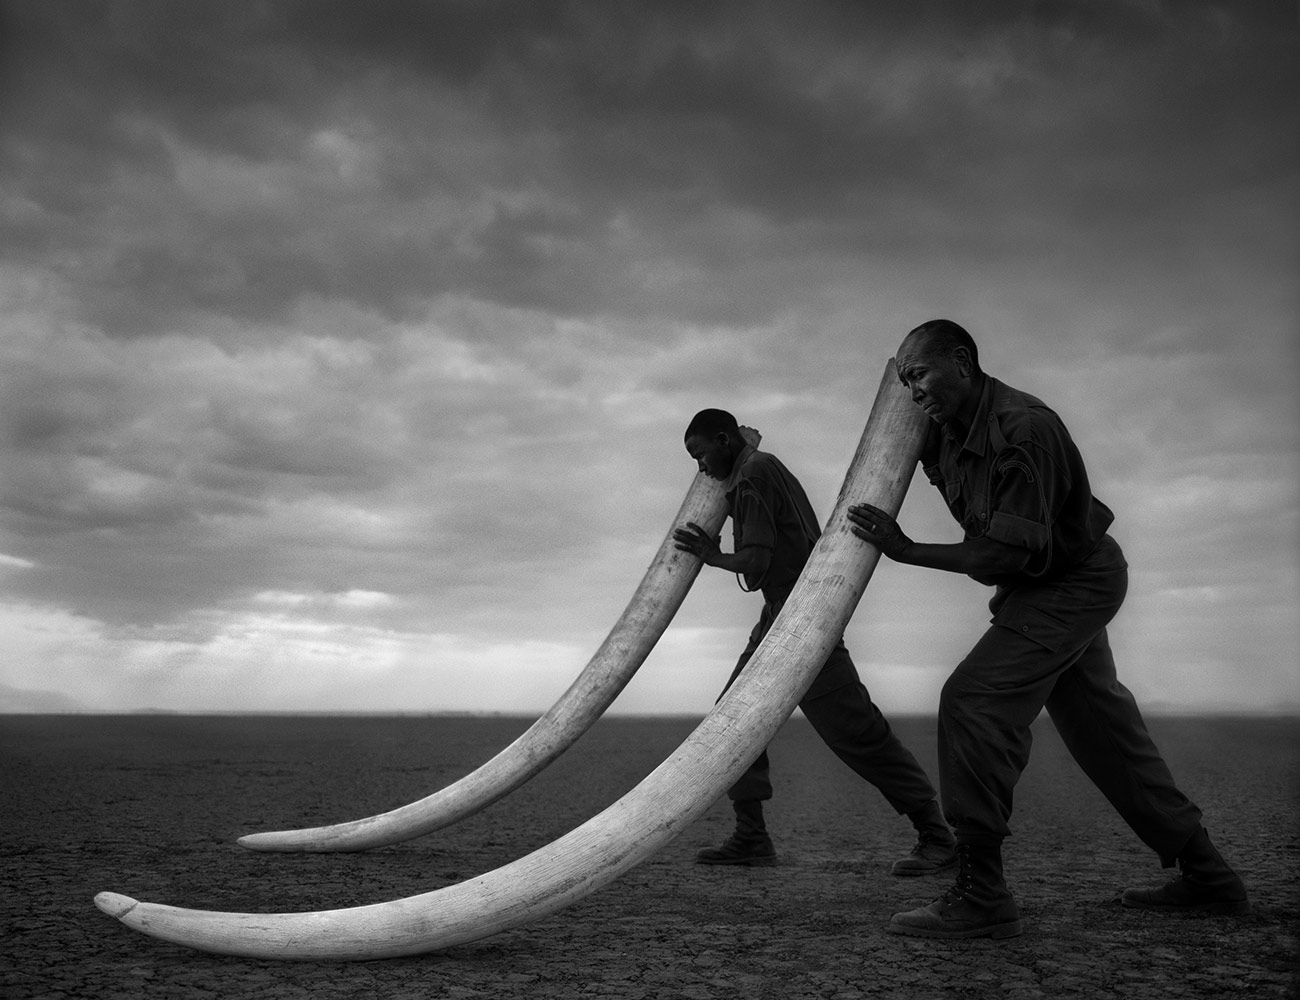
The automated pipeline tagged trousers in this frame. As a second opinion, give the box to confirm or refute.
[940,534,1203,864]
[721,598,938,815]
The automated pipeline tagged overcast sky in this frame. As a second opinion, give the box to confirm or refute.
[1,0,1295,718]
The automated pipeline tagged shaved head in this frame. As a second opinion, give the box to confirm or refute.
[902,319,982,375]
[684,408,741,442]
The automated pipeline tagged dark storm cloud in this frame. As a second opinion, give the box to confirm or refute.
[4,0,1292,335]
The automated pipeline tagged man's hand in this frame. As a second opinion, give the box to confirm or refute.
[850,503,1035,576]
[847,502,913,561]
[673,522,724,566]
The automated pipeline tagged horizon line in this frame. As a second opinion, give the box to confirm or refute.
[3,708,1299,720]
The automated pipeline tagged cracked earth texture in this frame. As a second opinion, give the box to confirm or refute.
[2,713,1296,999]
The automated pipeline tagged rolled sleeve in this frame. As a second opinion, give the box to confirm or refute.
[987,509,1049,551]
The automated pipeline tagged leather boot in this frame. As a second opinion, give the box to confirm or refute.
[1121,826,1250,915]
[889,841,1023,939]
[696,799,777,866]
[891,799,957,876]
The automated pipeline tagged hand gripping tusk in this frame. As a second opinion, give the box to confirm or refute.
[94,360,929,959]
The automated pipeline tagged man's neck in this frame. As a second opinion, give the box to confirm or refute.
[948,372,987,440]
[724,439,758,491]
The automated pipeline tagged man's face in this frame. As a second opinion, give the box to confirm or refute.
[895,333,976,426]
[684,432,734,480]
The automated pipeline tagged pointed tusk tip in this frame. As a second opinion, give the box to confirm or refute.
[237,831,293,851]
[94,891,140,919]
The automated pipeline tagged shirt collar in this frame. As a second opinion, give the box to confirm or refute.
[724,426,762,492]
[943,376,996,457]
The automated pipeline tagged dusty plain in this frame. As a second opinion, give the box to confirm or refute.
[1,712,1296,999]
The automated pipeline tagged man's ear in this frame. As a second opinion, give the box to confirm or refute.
[953,347,974,377]
[716,432,731,449]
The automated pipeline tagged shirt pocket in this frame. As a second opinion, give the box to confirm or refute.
[939,478,968,527]
[950,478,990,537]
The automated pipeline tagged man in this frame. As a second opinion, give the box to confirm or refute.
[847,318,1249,939]
[672,408,954,874]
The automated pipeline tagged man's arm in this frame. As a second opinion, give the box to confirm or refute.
[672,522,773,577]
[846,504,1031,577]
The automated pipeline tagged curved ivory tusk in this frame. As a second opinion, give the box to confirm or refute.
[238,471,729,852]
[94,360,928,960]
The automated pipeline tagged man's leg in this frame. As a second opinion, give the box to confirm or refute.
[894,551,1180,941]
[893,612,1096,939]
[934,623,1062,844]
[800,643,954,875]
[1045,627,1202,859]
[697,618,778,867]
[1045,630,1248,913]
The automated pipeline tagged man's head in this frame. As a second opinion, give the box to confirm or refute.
[684,408,745,480]
[896,319,984,428]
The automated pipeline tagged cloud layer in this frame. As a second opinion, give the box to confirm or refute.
[1,0,1296,715]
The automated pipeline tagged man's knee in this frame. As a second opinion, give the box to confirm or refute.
[939,669,981,717]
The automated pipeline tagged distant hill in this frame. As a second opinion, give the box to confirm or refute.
[0,683,87,713]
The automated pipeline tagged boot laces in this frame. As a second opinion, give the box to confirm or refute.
[937,844,978,904]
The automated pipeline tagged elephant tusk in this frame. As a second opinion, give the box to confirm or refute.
[94,360,929,960]
[237,471,729,852]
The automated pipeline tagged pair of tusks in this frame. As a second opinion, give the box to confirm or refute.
[238,468,730,853]
[94,360,928,960]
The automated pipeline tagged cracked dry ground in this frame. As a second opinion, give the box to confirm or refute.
[2,713,1296,999]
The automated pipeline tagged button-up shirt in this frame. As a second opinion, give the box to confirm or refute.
[726,446,822,602]
[922,375,1116,586]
